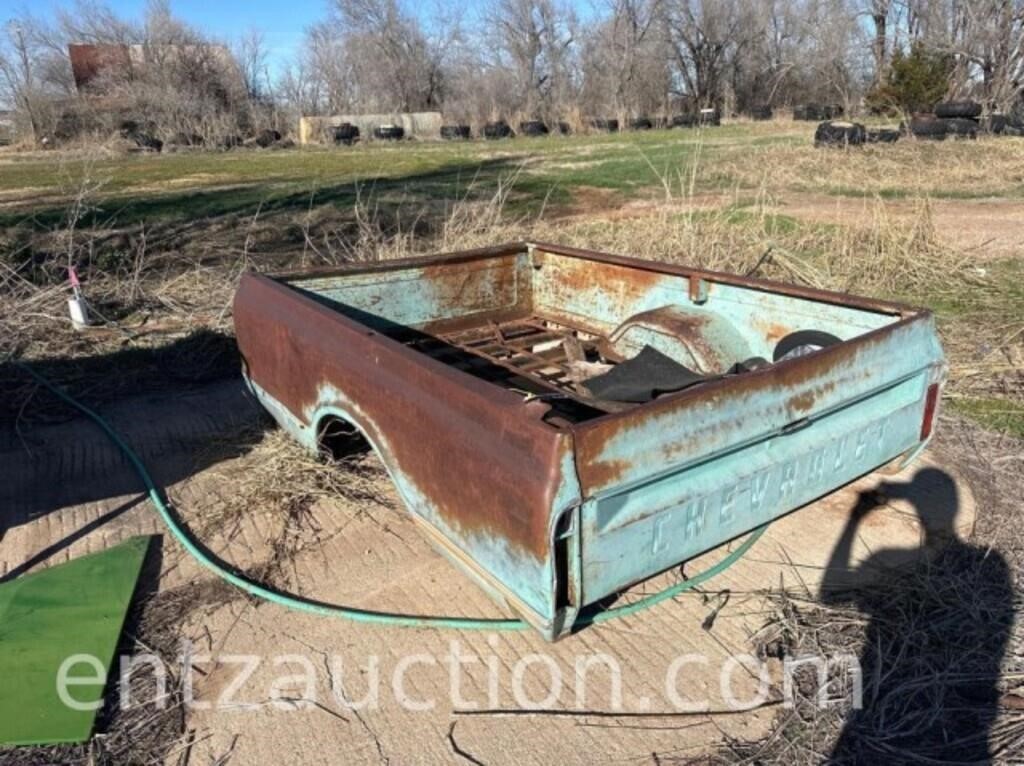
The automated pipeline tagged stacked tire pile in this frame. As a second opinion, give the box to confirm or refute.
[903,101,1022,140]
[482,120,514,139]
[589,118,619,132]
[794,104,843,121]
[814,121,900,147]
[669,109,721,128]
[440,125,471,140]
[519,120,549,136]
[905,101,981,140]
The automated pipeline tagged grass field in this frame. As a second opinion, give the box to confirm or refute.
[2,121,1023,226]
[2,121,1023,437]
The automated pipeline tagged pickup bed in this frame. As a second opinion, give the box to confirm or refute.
[234,242,945,639]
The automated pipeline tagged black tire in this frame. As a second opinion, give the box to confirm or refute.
[934,100,982,119]
[483,121,513,139]
[942,117,979,139]
[984,115,1010,135]
[133,133,163,152]
[866,128,900,144]
[589,118,619,132]
[333,123,360,145]
[519,120,549,136]
[773,330,842,362]
[750,105,773,121]
[373,125,404,140]
[254,129,281,148]
[629,117,653,130]
[814,120,866,147]
[906,117,947,139]
[440,124,471,140]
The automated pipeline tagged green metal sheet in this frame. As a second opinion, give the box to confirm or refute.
[0,536,150,746]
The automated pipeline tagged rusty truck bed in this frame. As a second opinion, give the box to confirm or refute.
[234,242,945,639]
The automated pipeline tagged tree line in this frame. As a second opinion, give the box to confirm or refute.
[1,0,1022,144]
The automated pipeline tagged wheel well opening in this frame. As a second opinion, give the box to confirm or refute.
[316,415,372,461]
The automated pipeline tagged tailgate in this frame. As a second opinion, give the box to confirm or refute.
[571,313,944,604]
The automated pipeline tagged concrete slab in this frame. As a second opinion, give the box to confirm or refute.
[0,380,976,763]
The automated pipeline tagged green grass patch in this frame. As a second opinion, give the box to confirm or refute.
[0,127,801,229]
[675,205,803,237]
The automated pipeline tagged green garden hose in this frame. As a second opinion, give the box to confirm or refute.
[17,360,767,633]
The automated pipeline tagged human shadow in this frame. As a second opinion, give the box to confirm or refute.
[821,467,1014,763]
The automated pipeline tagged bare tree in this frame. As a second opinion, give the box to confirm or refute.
[0,18,51,142]
[486,0,578,120]
[236,28,270,102]
[326,0,451,111]
[581,0,669,117]
[276,56,323,116]
[960,0,1024,108]
[665,0,753,109]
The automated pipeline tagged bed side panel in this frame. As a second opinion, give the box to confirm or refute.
[530,248,896,359]
[234,272,579,624]
[284,253,532,331]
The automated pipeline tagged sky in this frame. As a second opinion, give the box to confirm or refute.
[5,0,601,80]
[5,0,328,76]
[4,0,603,84]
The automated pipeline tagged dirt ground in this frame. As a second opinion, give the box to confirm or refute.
[564,190,1024,263]
[774,194,1024,262]
[0,375,986,765]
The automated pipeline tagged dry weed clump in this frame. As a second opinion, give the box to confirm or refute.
[195,428,395,540]
[179,427,397,594]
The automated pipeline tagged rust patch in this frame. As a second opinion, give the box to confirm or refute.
[574,457,631,492]
[235,272,569,560]
[535,248,668,299]
[609,307,723,372]
[757,321,791,343]
[69,44,132,91]
[787,380,837,414]
[786,390,817,412]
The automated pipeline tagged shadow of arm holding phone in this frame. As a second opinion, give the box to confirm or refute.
[821,467,1014,764]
